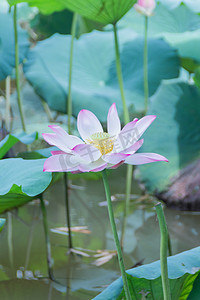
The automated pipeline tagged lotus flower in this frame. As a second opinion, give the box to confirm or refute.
[134,0,156,16]
[42,103,167,173]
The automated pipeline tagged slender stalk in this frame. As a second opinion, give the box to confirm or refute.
[113,23,133,250]
[13,5,26,132]
[41,99,53,122]
[67,13,78,135]
[113,23,130,124]
[120,164,133,248]
[39,194,54,280]
[102,170,131,300]
[144,16,149,114]
[7,212,14,273]
[64,173,73,249]
[155,203,171,300]
[64,14,78,250]
[5,76,11,131]
[168,233,172,256]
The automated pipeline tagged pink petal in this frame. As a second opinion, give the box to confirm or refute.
[42,133,71,153]
[113,119,139,152]
[103,153,129,164]
[122,139,144,154]
[78,159,107,172]
[43,154,80,172]
[48,125,84,148]
[51,150,66,155]
[125,153,168,165]
[114,115,156,152]
[109,161,125,169]
[121,118,138,134]
[72,144,101,163]
[77,109,103,142]
[107,103,121,137]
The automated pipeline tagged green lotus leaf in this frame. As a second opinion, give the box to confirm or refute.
[8,0,137,24]
[23,30,179,121]
[0,12,29,80]
[138,81,200,192]
[119,4,200,63]
[0,131,38,159]
[0,158,52,213]
[93,246,200,299]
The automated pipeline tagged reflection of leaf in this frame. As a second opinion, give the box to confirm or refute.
[0,132,38,159]
[0,12,29,80]
[0,158,52,213]
[24,30,179,120]
[93,247,200,299]
[138,81,200,193]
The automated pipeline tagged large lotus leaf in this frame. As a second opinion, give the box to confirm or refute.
[0,158,52,213]
[23,30,179,121]
[159,0,200,12]
[0,218,6,233]
[137,81,200,192]
[0,131,38,159]
[119,4,200,63]
[93,246,200,299]
[8,0,137,24]
[0,12,29,81]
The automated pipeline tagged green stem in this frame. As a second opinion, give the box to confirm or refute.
[39,194,54,280]
[7,212,14,274]
[144,16,149,114]
[14,5,26,132]
[5,76,11,131]
[168,233,172,256]
[113,23,130,124]
[113,23,133,250]
[67,13,78,135]
[102,170,131,300]
[64,173,73,249]
[155,203,171,300]
[120,164,133,249]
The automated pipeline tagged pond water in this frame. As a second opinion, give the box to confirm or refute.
[0,165,200,299]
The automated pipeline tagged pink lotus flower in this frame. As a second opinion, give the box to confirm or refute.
[134,0,156,16]
[42,103,167,173]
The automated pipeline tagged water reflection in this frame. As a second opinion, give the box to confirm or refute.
[0,166,200,299]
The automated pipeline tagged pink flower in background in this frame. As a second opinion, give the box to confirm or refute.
[134,0,156,16]
[42,103,167,173]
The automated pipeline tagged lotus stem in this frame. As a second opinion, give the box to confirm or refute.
[113,23,133,250]
[67,12,78,135]
[120,164,133,248]
[144,16,149,114]
[156,203,171,300]
[64,173,73,250]
[5,76,11,131]
[102,170,132,300]
[13,5,27,132]
[39,194,54,280]
[113,23,130,124]
[7,212,14,273]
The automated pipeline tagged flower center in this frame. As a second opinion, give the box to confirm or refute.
[88,132,114,155]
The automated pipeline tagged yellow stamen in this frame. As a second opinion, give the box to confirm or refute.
[87,132,114,155]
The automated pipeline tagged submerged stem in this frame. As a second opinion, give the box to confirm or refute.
[156,203,171,300]
[39,194,54,280]
[67,13,78,135]
[120,164,133,248]
[13,5,26,132]
[144,16,149,114]
[102,170,131,300]
[64,173,73,249]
